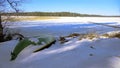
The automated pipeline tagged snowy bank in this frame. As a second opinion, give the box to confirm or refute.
[4,17,120,29]
[0,17,120,68]
[0,37,120,68]
[20,17,120,24]
[46,17,120,23]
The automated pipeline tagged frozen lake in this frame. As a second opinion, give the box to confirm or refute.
[6,21,120,37]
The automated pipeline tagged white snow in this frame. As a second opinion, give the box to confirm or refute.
[47,17,120,23]
[0,38,120,68]
[3,17,120,28]
[0,17,120,68]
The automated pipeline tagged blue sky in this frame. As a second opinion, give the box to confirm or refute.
[21,0,120,16]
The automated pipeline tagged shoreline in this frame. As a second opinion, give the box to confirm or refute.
[2,16,120,23]
[45,17,120,23]
[16,16,120,23]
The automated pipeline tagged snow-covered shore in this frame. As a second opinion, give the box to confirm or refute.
[6,17,120,28]
[0,37,120,68]
[5,16,119,23]
[0,17,120,68]
[43,17,120,23]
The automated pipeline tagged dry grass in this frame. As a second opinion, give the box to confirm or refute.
[4,16,59,22]
[82,33,99,40]
[102,32,120,38]
[59,32,99,44]
[17,16,59,21]
[59,37,69,44]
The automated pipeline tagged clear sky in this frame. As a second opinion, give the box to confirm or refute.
[21,0,120,16]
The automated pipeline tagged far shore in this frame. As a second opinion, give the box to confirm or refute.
[2,16,120,23]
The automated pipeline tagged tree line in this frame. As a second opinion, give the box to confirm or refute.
[2,12,105,17]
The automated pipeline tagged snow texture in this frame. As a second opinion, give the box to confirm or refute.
[0,38,120,68]
[0,17,120,68]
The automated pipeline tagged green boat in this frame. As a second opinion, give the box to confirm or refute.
[10,35,56,61]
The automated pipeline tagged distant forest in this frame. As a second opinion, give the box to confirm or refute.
[2,12,120,17]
